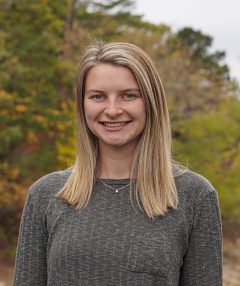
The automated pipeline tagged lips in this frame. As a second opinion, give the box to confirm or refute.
[101,121,129,128]
[100,121,131,128]
[99,121,131,131]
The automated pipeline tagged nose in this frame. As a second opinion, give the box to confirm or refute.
[104,99,123,117]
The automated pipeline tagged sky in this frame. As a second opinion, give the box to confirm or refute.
[134,0,240,82]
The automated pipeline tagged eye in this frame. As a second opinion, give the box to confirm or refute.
[123,93,137,100]
[90,94,104,101]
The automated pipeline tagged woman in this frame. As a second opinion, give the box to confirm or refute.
[14,42,222,285]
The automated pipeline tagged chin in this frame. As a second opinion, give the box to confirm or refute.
[99,138,127,147]
[98,135,140,149]
[105,141,126,147]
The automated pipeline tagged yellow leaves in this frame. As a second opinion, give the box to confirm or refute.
[10,166,21,180]
[60,100,69,112]
[0,91,30,120]
[27,130,39,144]
[15,104,28,112]
[35,114,45,123]
[57,142,75,164]
[0,90,14,112]
[55,122,66,131]
[52,109,61,116]
[0,90,11,100]
[0,161,18,178]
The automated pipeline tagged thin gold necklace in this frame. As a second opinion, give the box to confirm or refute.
[99,179,130,193]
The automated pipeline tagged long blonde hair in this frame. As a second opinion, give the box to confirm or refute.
[58,42,180,219]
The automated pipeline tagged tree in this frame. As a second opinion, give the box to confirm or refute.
[176,27,230,82]
[173,98,240,225]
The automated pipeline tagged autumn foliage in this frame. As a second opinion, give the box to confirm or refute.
[0,0,239,260]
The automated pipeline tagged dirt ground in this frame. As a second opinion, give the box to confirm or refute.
[223,237,240,286]
[1,237,240,285]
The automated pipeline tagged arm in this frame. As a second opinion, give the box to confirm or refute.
[13,188,48,285]
[179,190,223,286]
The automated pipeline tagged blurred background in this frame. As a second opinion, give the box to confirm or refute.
[0,0,239,285]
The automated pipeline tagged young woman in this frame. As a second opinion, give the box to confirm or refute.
[14,42,222,285]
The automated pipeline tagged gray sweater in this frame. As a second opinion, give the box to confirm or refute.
[13,167,222,285]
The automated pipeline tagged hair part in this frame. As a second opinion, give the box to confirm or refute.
[58,41,183,219]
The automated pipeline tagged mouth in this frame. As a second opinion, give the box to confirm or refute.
[99,121,131,128]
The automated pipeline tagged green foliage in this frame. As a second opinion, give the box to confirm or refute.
[173,98,240,224]
[92,0,135,13]
[176,27,230,81]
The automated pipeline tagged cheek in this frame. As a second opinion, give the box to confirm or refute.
[138,106,147,126]
[84,112,92,123]
[84,102,103,120]
[142,113,147,126]
[83,107,95,131]
[84,105,96,121]
[83,110,91,126]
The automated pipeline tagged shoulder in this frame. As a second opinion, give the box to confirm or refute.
[28,167,72,201]
[173,165,217,205]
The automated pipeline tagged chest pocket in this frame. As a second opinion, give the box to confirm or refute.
[126,234,171,277]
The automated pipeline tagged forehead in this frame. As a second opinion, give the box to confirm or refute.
[85,64,139,91]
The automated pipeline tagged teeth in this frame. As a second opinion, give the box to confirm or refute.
[103,122,128,127]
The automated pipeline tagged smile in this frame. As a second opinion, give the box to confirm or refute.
[100,121,131,127]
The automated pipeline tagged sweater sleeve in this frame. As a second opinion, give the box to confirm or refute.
[13,187,48,285]
[179,189,223,286]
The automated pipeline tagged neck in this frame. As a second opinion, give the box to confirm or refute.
[98,144,136,179]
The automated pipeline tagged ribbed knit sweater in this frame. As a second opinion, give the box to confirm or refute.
[13,167,222,285]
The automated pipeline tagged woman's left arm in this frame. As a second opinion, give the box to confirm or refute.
[179,189,223,286]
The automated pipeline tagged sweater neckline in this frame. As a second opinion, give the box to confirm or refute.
[96,178,132,185]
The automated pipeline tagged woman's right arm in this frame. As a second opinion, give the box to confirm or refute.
[13,188,48,285]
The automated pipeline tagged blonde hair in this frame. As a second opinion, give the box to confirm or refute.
[58,42,181,219]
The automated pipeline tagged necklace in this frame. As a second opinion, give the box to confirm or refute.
[99,179,130,193]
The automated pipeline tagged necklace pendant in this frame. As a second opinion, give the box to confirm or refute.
[99,179,130,193]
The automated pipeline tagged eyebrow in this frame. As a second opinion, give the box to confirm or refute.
[85,88,140,94]
[85,89,105,94]
[120,89,140,93]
